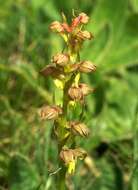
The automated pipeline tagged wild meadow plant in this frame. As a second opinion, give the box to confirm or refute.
[39,12,96,189]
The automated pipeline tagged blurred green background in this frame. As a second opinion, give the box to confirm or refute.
[0,0,138,189]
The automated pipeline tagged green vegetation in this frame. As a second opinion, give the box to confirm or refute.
[0,0,138,189]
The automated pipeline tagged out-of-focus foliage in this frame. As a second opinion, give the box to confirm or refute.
[0,0,138,189]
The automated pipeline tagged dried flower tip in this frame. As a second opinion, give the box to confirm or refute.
[68,86,83,100]
[79,12,89,24]
[39,105,62,120]
[79,61,96,73]
[49,21,64,33]
[52,53,69,66]
[69,121,90,137]
[77,30,93,40]
[79,83,94,96]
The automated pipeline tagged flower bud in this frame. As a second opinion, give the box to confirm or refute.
[52,53,69,66]
[69,121,90,137]
[49,21,64,33]
[77,30,93,40]
[79,61,96,73]
[79,83,94,96]
[39,105,62,120]
[79,13,89,24]
[68,86,83,100]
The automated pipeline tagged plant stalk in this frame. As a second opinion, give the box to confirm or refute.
[57,51,78,189]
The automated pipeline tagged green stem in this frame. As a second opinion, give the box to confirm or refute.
[57,74,77,190]
[63,73,76,114]
[57,82,69,189]
[57,160,67,190]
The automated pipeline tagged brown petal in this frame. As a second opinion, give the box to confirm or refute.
[39,105,62,120]
[62,23,72,33]
[68,86,83,101]
[49,21,64,33]
[40,65,64,79]
[52,53,69,66]
[69,64,80,72]
[69,121,90,137]
[79,61,96,73]
[60,148,75,164]
[60,147,87,164]
[79,13,89,24]
[79,83,94,96]
[73,148,87,160]
[71,12,89,29]
[77,30,93,40]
